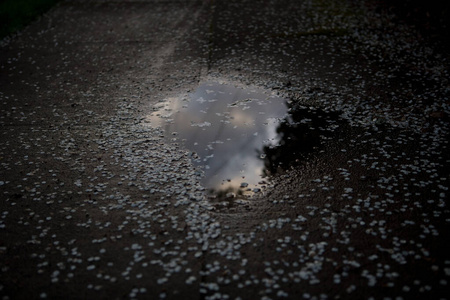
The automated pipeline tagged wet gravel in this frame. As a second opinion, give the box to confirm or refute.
[1,0,449,299]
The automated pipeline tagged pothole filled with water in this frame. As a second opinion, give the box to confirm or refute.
[149,81,343,202]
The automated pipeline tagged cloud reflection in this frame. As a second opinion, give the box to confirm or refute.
[149,81,287,196]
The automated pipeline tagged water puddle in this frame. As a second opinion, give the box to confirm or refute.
[148,81,342,201]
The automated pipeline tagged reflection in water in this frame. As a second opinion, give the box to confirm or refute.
[261,104,342,176]
[149,81,287,197]
[149,81,343,200]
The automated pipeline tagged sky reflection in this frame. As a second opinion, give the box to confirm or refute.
[149,81,288,195]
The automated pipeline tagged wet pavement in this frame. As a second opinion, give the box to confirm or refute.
[1,0,449,299]
[149,81,288,196]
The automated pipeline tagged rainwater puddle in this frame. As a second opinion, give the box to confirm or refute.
[149,81,342,200]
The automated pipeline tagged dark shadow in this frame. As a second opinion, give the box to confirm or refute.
[260,103,343,176]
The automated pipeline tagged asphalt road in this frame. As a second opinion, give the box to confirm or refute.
[1,0,449,299]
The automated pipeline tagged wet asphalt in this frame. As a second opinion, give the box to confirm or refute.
[1,0,449,299]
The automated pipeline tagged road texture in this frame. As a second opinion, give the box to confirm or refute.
[1,0,449,299]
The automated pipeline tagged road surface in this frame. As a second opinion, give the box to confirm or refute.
[1,0,449,299]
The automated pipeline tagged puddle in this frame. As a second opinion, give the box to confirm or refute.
[262,103,342,176]
[148,81,342,200]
